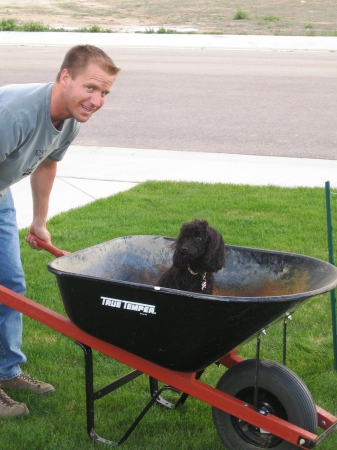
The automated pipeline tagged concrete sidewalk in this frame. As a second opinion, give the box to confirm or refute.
[1,31,337,51]
[11,146,337,229]
[2,31,337,228]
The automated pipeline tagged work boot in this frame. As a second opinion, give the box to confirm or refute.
[0,373,55,395]
[0,389,29,418]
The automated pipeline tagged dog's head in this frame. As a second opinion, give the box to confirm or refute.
[173,219,225,272]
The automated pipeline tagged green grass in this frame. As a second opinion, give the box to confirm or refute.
[77,25,113,33]
[0,19,185,35]
[0,18,112,33]
[3,181,337,449]
[233,9,250,21]
[142,27,179,34]
[264,16,280,23]
[0,18,50,32]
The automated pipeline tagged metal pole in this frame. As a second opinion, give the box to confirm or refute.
[325,181,337,370]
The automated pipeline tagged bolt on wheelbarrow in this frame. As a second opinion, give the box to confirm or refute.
[1,233,337,449]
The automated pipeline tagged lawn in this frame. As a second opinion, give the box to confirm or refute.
[2,180,337,449]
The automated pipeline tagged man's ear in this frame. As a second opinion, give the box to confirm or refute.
[59,68,70,87]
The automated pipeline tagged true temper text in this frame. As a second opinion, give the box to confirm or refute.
[101,296,156,315]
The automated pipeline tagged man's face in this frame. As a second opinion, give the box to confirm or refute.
[60,64,115,123]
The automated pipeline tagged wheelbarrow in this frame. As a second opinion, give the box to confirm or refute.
[1,234,337,449]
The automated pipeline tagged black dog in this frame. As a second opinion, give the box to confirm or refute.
[157,219,225,294]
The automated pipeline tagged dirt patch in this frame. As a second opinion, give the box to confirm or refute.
[0,0,336,36]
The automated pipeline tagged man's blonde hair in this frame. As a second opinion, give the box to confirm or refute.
[56,45,120,81]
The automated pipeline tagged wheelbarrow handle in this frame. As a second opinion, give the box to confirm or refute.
[26,233,70,257]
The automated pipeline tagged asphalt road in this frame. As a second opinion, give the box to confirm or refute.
[0,45,336,159]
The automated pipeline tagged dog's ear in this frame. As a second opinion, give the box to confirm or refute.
[172,223,188,268]
[204,227,226,271]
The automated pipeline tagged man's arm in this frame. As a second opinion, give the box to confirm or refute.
[26,158,57,250]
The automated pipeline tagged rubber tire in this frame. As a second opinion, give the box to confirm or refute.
[212,359,317,450]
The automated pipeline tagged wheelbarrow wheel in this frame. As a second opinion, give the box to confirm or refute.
[212,359,317,450]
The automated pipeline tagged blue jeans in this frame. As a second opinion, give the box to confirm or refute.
[0,189,27,380]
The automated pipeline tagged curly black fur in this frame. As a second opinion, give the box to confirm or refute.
[157,219,225,294]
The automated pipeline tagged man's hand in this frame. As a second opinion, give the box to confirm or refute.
[26,225,51,250]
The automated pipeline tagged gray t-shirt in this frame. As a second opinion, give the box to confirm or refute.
[0,82,81,201]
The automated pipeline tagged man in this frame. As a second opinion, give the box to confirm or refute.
[0,44,120,417]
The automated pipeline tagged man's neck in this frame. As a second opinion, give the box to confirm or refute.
[50,83,66,129]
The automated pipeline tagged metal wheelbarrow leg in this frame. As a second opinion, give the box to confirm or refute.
[76,341,180,446]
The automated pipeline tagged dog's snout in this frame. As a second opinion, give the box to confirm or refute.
[181,244,199,257]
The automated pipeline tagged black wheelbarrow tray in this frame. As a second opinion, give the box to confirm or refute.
[1,234,337,449]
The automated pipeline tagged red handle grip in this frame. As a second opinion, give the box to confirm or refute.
[26,233,70,258]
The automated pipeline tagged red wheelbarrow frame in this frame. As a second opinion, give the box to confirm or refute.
[0,239,337,448]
